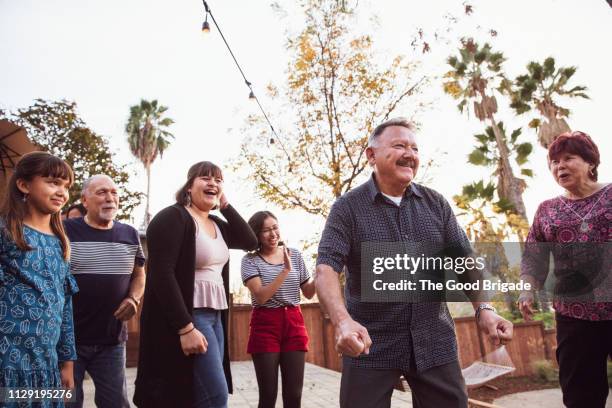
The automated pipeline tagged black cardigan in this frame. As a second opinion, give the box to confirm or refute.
[133,204,257,407]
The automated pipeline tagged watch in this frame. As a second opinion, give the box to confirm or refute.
[475,303,496,322]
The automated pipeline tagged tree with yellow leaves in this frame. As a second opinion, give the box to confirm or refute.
[234,0,427,218]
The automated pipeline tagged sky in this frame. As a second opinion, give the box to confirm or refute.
[1,0,611,292]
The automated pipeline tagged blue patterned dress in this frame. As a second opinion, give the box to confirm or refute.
[0,224,78,408]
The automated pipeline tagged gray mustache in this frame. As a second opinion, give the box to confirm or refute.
[396,160,415,167]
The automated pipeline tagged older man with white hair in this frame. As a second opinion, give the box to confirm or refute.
[316,118,513,408]
[64,174,146,408]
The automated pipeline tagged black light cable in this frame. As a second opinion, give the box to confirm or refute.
[201,0,290,156]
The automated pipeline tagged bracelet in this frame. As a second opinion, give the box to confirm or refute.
[127,295,140,306]
[179,326,195,336]
[475,303,496,322]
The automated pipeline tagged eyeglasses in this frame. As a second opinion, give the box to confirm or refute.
[260,225,280,235]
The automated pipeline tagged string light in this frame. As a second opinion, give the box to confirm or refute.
[201,14,210,33]
[201,0,291,163]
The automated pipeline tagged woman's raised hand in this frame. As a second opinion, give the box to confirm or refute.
[282,246,292,273]
[218,192,229,210]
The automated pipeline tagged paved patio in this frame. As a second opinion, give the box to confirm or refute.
[83,361,414,407]
[494,388,612,408]
[84,363,612,407]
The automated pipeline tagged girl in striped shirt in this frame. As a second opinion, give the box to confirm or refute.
[241,211,315,408]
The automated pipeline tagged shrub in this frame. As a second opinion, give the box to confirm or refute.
[532,311,555,329]
[532,359,558,382]
[497,310,555,329]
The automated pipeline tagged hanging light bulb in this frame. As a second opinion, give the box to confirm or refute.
[269,137,275,144]
[202,14,210,33]
[248,90,255,100]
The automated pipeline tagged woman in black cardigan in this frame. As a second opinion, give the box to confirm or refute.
[134,161,257,408]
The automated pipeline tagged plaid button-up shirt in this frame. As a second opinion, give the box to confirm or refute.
[317,174,471,371]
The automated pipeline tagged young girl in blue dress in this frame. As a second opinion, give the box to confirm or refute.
[0,152,78,407]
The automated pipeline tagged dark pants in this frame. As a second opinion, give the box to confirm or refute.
[71,343,130,408]
[340,359,467,408]
[252,351,306,408]
[556,313,612,408]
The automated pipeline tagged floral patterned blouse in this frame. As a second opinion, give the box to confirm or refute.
[522,184,611,321]
[0,224,79,407]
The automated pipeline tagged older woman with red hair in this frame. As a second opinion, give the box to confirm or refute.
[519,131,610,408]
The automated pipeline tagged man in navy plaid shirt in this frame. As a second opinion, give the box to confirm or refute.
[316,117,513,408]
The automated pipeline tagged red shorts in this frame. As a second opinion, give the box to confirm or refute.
[247,306,309,353]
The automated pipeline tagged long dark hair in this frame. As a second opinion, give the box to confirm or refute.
[175,161,223,206]
[0,151,74,260]
[247,211,277,250]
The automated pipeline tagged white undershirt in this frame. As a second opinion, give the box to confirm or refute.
[381,192,402,206]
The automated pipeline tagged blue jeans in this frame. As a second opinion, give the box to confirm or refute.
[192,308,228,408]
[71,343,130,408]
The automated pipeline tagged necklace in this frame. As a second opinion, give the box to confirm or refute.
[559,184,609,233]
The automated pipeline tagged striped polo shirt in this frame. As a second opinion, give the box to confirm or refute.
[64,217,145,345]
[241,248,311,308]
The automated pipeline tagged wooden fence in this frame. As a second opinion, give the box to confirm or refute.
[127,302,557,376]
[453,317,554,376]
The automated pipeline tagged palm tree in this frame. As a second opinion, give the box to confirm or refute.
[510,57,589,148]
[456,123,533,236]
[125,99,174,226]
[443,38,528,239]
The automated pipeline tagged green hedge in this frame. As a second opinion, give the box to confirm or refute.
[498,310,555,329]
